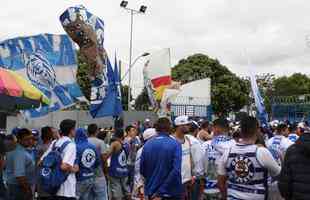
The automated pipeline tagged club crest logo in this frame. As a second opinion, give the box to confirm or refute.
[230,155,255,184]
[41,168,51,177]
[81,148,96,168]
[23,50,56,91]
[118,150,127,167]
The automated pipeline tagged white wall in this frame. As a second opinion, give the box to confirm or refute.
[6,111,158,133]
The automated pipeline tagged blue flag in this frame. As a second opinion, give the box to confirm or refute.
[90,57,123,118]
[0,34,85,118]
[250,72,269,127]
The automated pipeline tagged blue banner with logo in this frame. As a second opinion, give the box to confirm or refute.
[0,34,85,118]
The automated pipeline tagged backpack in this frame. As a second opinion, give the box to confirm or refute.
[39,140,71,195]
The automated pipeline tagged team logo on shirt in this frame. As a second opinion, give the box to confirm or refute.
[118,150,127,167]
[230,156,255,183]
[41,168,51,177]
[269,138,282,161]
[81,148,96,168]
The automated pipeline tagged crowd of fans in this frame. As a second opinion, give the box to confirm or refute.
[0,115,309,200]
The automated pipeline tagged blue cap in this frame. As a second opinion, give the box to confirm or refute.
[11,127,20,136]
[31,129,40,139]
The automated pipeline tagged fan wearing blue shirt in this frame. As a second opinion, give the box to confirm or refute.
[140,117,183,200]
[75,128,100,200]
[5,128,35,200]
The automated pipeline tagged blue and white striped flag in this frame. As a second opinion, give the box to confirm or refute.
[60,5,122,118]
[250,72,269,127]
[0,34,85,118]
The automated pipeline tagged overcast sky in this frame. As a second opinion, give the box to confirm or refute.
[2,0,310,96]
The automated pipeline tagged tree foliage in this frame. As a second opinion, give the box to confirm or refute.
[251,73,310,114]
[77,51,91,100]
[121,85,132,111]
[135,87,151,111]
[272,73,310,96]
[172,54,249,115]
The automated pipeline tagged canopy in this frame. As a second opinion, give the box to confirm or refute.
[0,67,50,111]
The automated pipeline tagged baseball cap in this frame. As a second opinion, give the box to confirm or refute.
[11,127,20,136]
[143,128,157,141]
[298,122,306,129]
[31,129,40,139]
[174,115,192,126]
[270,120,279,127]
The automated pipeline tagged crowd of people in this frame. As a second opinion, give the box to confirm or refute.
[0,115,309,200]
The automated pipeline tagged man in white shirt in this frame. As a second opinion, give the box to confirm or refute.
[173,115,206,200]
[217,116,281,200]
[41,119,78,200]
[267,123,293,165]
[202,118,234,200]
[266,123,293,200]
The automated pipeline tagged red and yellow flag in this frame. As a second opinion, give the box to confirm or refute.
[143,48,172,102]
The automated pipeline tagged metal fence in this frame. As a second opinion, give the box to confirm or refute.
[272,104,310,122]
[271,94,310,122]
[171,104,212,121]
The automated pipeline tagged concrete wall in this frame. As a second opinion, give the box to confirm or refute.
[6,111,158,133]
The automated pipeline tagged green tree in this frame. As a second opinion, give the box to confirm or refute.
[77,51,91,100]
[121,85,133,111]
[272,73,310,96]
[249,73,310,114]
[135,87,151,110]
[172,54,249,115]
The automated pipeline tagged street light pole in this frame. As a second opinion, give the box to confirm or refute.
[120,1,147,111]
[128,9,134,111]
[121,52,150,82]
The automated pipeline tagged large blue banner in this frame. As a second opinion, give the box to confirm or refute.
[0,33,85,118]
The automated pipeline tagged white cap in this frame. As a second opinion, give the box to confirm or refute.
[145,118,151,122]
[143,128,157,141]
[270,120,279,127]
[298,122,305,129]
[174,115,191,126]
